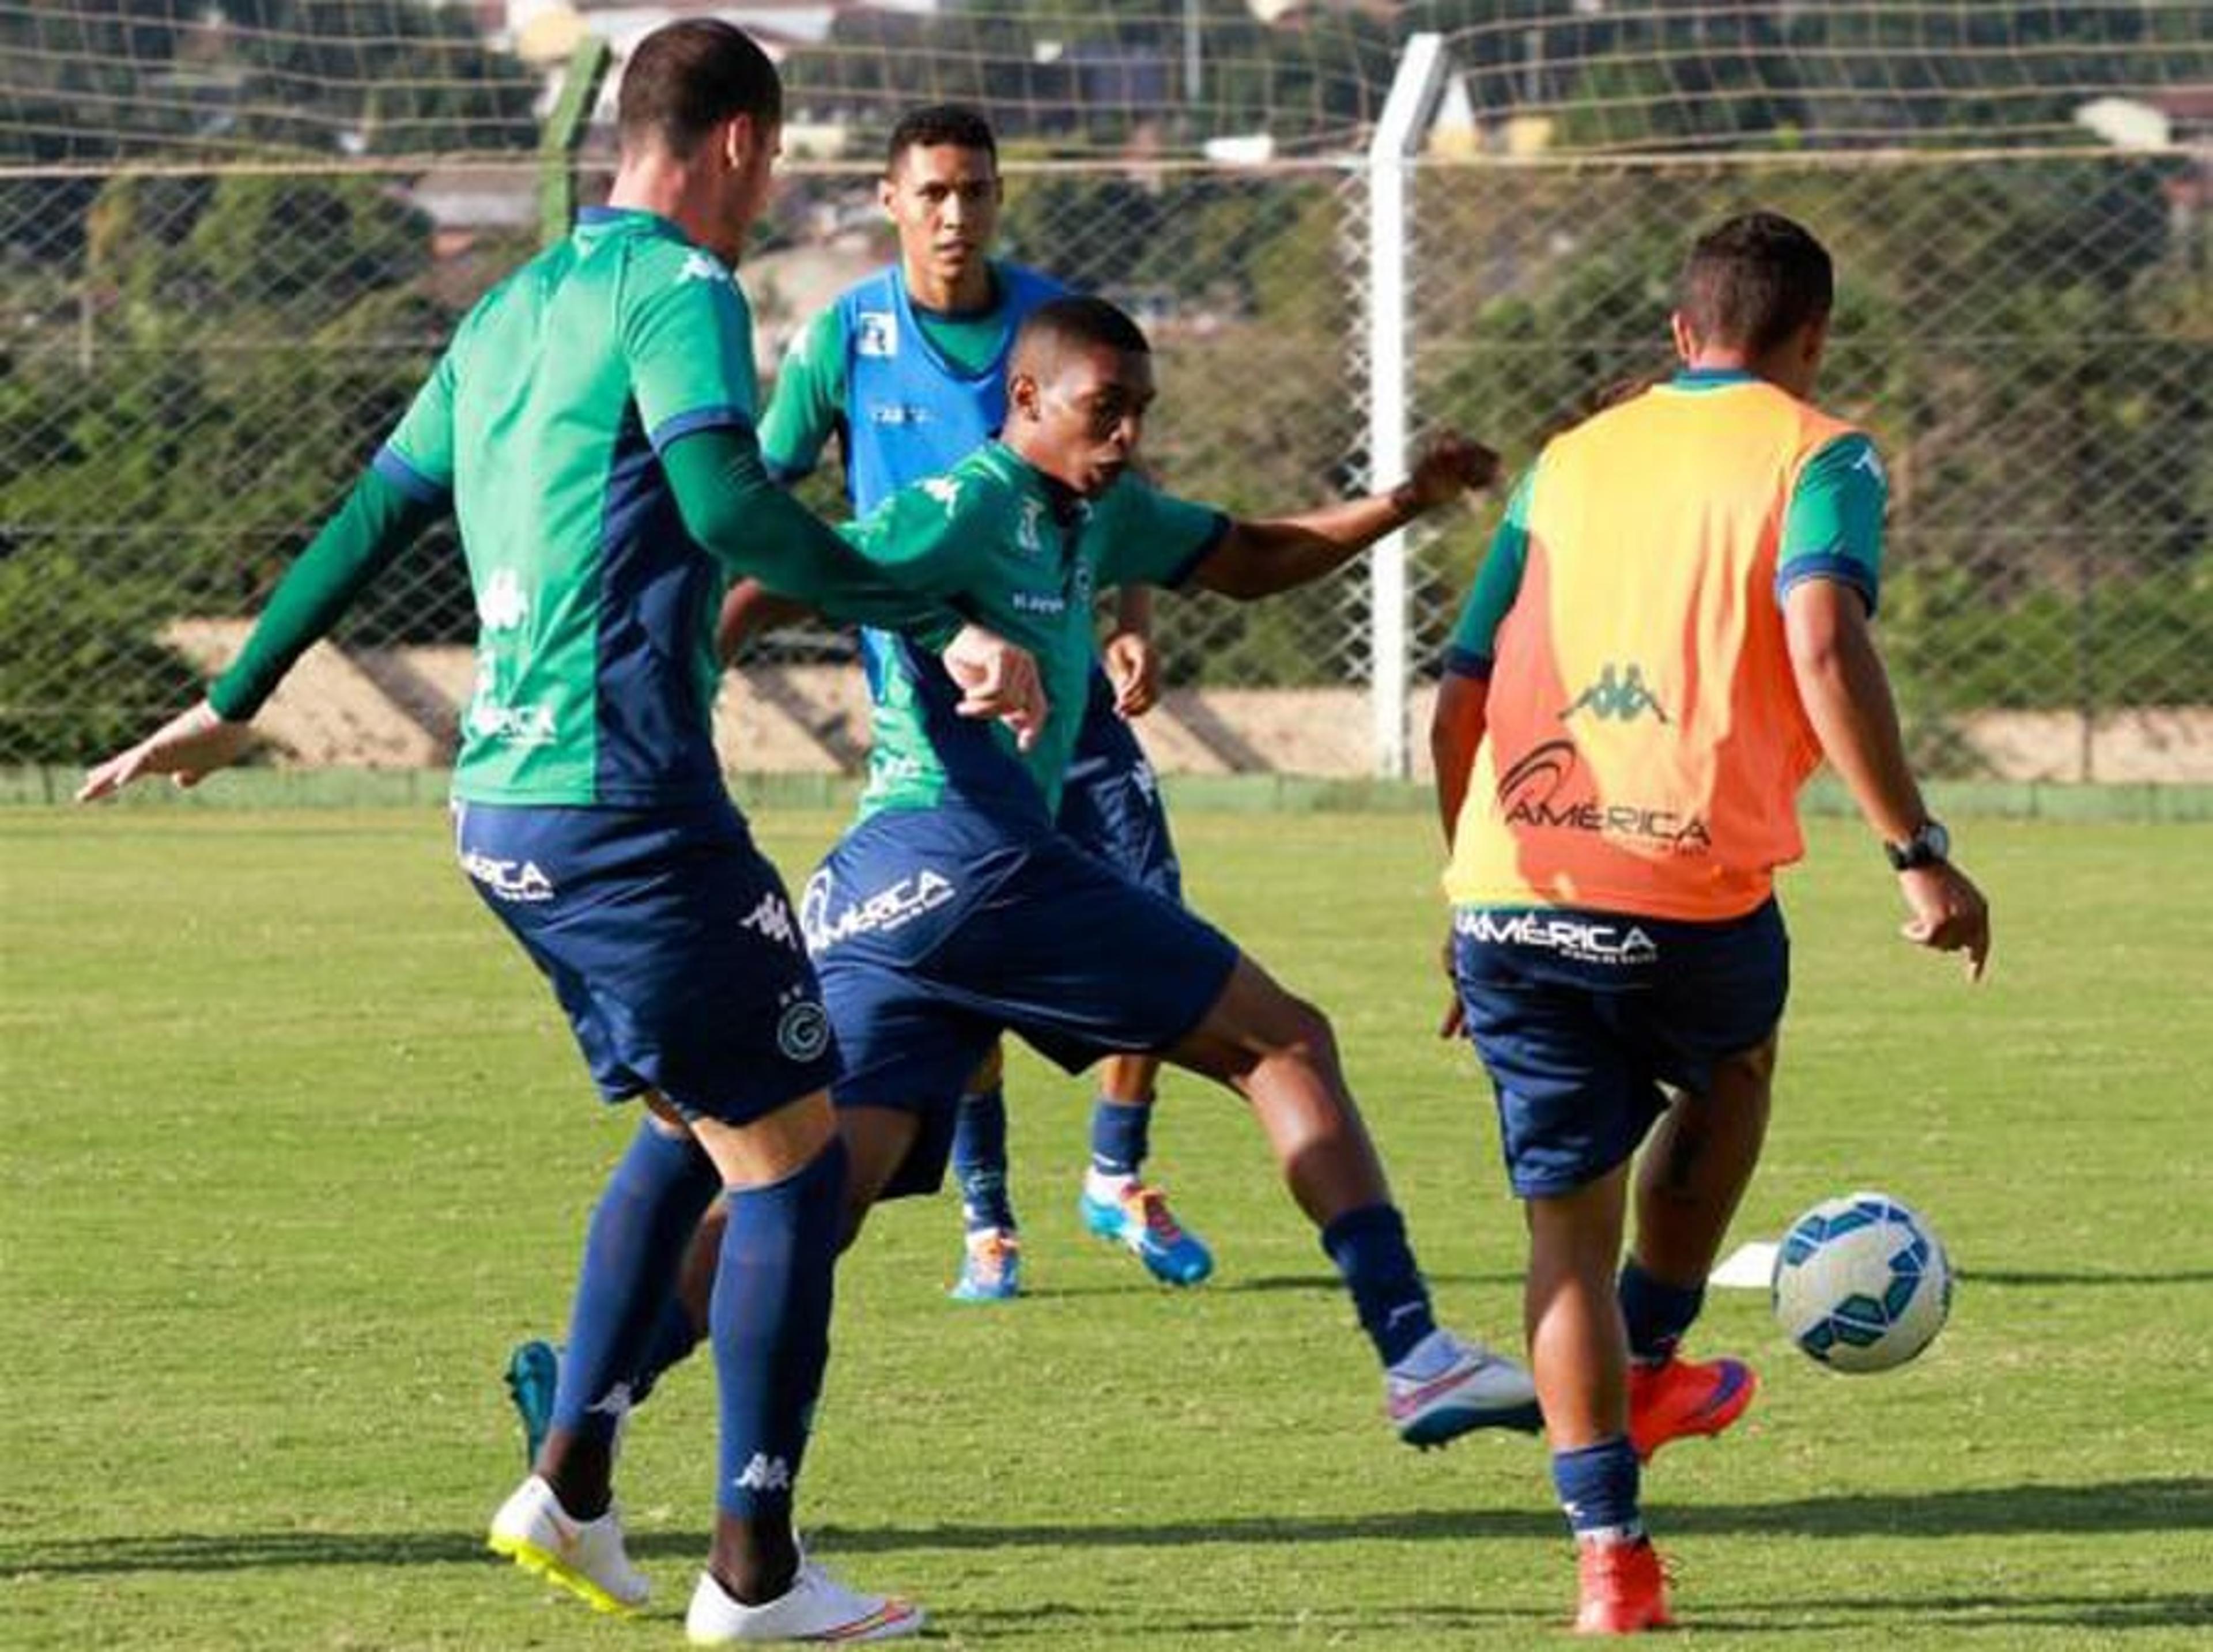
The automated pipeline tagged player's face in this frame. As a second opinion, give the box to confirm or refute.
[882,143,1002,298]
[1032,345,1155,497]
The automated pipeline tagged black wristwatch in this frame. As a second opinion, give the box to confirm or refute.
[1884,818,1951,872]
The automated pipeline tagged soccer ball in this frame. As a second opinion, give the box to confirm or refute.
[1770,1192,1953,1373]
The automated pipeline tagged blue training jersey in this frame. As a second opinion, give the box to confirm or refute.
[836,262,1067,512]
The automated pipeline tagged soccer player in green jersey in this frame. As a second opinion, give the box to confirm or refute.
[78,21,1048,1645]
[742,105,1209,1302]
[765,296,1542,1452]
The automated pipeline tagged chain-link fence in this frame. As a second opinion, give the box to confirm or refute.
[2,39,2207,780]
[1400,150,2212,782]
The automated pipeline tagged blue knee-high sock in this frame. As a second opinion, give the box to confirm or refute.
[950,1085,1015,1234]
[713,1137,847,1522]
[1553,1436,1643,1544]
[1089,1097,1152,1178]
[553,1120,721,1443]
[1619,1258,1705,1365]
[1320,1203,1437,1367]
[630,1289,705,1407]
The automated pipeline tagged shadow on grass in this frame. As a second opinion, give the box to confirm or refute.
[9,1477,2207,1582]
[1962,1269,2213,1287]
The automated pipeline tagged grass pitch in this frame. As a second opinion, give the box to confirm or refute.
[3,804,2208,1650]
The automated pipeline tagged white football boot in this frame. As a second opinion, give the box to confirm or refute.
[1387,1327,1544,1446]
[686,1560,923,1644]
[486,1474,649,1615]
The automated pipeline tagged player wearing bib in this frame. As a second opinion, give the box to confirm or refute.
[1430,213,1989,1635]
[78,24,1049,1646]
[739,105,1206,1301]
[780,295,1540,1449]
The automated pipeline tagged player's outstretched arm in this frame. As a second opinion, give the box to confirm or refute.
[77,463,445,802]
[1186,433,1498,601]
[1784,579,1991,980]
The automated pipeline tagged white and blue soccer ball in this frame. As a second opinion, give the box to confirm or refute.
[1770,1192,1953,1374]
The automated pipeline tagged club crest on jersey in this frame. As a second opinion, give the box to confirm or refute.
[1015,497,1046,556]
[856,310,898,358]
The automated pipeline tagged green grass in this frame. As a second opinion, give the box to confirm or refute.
[2,807,2208,1649]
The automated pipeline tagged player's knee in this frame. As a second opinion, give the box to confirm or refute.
[1263,992,1340,1073]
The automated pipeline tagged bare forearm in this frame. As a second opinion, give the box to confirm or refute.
[1430,675,1487,848]
[1788,599,1927,841]
[1112,581,1154,636]
[1204,489,1416,600]
[716,580,818,666]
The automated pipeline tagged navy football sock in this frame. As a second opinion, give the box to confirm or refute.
[553,1119,720,1444]
[1088,1096,1152,1179]
[1553,1436,1644,1543]
[950,1084,1015,1233]
[630,1290,704,1407]
[1619,1258,1705,1365]
[1320,1203,1437,1367]
[713,1138,846,1522]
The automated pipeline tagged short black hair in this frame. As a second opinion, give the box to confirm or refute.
[617,20,781,161]
[1679,211,1834,357]
[1015,296,1151,369]
[885,104,999,176]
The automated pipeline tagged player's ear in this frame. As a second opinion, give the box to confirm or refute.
[1668,310,1696,364]
[1007,371,1040,422]
[878,172,898,217]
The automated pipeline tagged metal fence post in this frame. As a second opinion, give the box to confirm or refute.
[1366,33,1447,780]
[540,37,613,248]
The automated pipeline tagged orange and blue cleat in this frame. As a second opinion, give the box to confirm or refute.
[1628,1354,1757,1462]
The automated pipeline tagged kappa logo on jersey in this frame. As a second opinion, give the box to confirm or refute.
[1010,588,1067,617]
[1456,906,1659,966]
[460,848,555,903]
[1496,739,1713,854]
[677,250,730,285]
[479,568,528,632]
[922,475,962,513]
[775,989,832,1063]
[1562,662,1669,725]
[1849,441,1887,487]
[799,865,958,952]
[856,310,898,357]
[739,890,800,950]
[734,1453,792,1494]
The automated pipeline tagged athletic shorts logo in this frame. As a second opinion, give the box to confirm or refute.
[799,865,958,952]
[1496,739,1712,855]
[775,996,831,1063]
[1456,907,1660,967]
[739,890,800,951]
[856,310,898,357]
[460,849,556,903]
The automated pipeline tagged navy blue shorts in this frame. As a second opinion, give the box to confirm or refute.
[1452,901,1789,1199]
[454,797,840,1125]
[799,803,1239,1198]
[1055,666,1182,903]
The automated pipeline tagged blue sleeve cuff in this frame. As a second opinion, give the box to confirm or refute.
[1160,512,1233,591]
[1776,554,1878,617]
[1442,646,1494,680]
[762,455,812,487]
[372,445,450,506]
[648,405,756,455]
